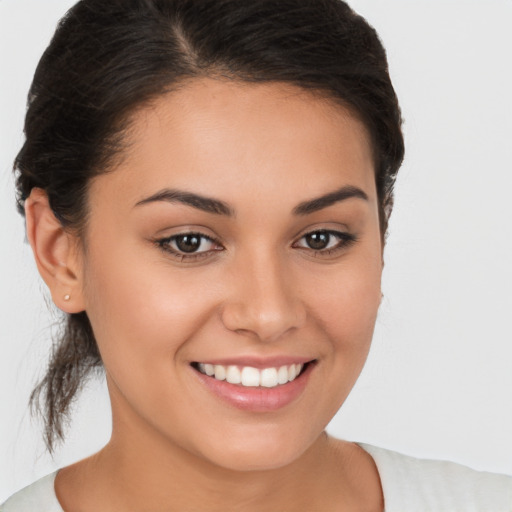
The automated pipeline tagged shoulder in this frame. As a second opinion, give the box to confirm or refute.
[1,472,63,512]
[359,443,512,512]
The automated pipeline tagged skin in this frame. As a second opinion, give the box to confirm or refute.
[26,79,384,511]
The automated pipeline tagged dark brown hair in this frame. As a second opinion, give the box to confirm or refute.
[15,0,404,453]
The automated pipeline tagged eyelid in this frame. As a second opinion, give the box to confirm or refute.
[292,228,357,257]
[155,231,224,261]
[153,225,356,262]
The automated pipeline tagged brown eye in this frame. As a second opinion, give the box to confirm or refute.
[157,232,221,259]
[304,231,331,250]
[294,229,357,256]
[175,234,202,253]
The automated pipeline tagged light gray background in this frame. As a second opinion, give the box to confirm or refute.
[1,0,511,500]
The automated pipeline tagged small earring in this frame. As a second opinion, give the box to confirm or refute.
[64,294,71,301]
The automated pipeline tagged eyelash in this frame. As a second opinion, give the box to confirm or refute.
[155,229,357,261]
[293,230,357,257]
[155,232,223,262]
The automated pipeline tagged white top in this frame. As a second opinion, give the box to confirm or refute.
[2,444,511,511]
[360,444,512,512]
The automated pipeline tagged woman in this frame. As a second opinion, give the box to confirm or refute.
[1,0,511,510]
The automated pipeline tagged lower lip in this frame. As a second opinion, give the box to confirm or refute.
[192,363,314,412]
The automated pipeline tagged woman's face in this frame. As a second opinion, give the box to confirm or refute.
[79,79,383,470]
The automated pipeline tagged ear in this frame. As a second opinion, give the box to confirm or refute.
[25,188,86,313]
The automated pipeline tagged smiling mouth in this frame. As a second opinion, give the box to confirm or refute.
[191,362,312,388]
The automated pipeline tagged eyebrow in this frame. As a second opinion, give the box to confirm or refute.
[134,185,368,216]
[292,185,368,215]
[134,189,234,216]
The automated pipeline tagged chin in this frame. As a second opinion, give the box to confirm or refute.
[206,449,304,473]
[195,427,319,473]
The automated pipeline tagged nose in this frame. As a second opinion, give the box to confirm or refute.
[221,252,306,342]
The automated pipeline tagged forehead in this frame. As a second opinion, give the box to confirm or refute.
[91,78,376,213]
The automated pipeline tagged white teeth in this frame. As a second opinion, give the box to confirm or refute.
[197,362,305,388]
[241,366,260,387]
[277,365,289,384]
[226,365,241,384]
[214,365,226,381]
[260,368,278,388]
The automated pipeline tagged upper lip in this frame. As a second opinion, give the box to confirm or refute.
[192,356,315,369]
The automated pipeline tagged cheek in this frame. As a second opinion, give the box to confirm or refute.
[309,260,382,409]
[309,257,382,346]
[305,247,382,403]
[81,243,221,372]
